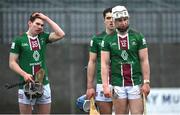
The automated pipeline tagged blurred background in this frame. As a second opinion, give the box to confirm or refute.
[0,0,180,114]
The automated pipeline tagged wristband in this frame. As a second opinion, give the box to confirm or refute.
[144,80,150,84]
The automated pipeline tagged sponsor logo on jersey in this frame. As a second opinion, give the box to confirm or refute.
[22,43,28,47]
[33,51,40,61]
[111,42,117,46]
[121,50,128,60]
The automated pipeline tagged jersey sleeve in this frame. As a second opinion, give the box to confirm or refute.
[89,35,98,53]
[10,37,21,54]
[39,32,51,44]
[101,35,110,52]
[137,33,147,50]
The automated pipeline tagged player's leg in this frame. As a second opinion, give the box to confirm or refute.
[113,86,129,114]
[36,84,52,114]
[18,89,35,114]
[19,103,32,114]
[96,101,112,114]
[95,84,113,114]
[36,103,51,114]
[127,85,143,114]
[113,98,128,114]
[129,98,143,114]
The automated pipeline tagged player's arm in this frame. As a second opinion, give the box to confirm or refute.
[139,48,150,96]
[34,12,65,42]
[86,52,97,99]
[101,50,111,97]
[9,53,34,82]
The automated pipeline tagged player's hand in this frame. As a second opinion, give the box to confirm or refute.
[24,73,34,83]
[141,83,150,97]
[86,88,95,100]
[103,85,112,98]
[33,12,48,21]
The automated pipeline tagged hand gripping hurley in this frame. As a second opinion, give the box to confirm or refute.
[24,68,45,99]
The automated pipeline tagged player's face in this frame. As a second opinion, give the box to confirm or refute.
[104,12,114,30]
[28,18,44,36]
[114,17,129,33]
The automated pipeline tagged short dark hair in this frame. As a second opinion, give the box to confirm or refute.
[29,12,41,22]
[103,7,112,19]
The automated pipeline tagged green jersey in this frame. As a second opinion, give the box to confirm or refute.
[89,31,108,84]
[101,28,147,86]
[10,32,50,88]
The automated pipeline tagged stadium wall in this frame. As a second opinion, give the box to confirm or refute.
[0,43,180,113]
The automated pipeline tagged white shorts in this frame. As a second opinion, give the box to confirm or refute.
[18,84,51,105]
[95,84,112,102]
[113,85,141,99]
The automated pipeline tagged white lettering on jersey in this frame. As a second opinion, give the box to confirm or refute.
[101,40,104,47]
[142,38,146,45]
[11,42,15,49]
[22,43,28,47]
[90,40,93,47]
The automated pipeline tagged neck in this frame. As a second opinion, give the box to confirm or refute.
[26,30,36,37]
[118,31,127,35]
[106,28,114,35]
[116,29,128,36]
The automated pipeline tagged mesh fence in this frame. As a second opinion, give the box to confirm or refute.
[0,0,180,44]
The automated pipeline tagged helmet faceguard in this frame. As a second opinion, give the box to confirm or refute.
[76,95,90,112]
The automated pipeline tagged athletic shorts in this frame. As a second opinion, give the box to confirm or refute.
[95,84,112,102]
[113,85,141,99]
[18,84,51,105]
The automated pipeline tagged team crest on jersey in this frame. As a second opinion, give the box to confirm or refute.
[131,40,137,46]
[121,50,128,60]
[40,38,45,44]
[33,51,40,61]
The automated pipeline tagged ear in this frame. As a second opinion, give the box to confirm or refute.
[28,20,32,27]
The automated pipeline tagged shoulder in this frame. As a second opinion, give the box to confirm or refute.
[38,32,51,43]
[12,33,26,42]
[92,31,106,39]
[104,31,117,41]
[38,32,50,38]
[128,28,144,38]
